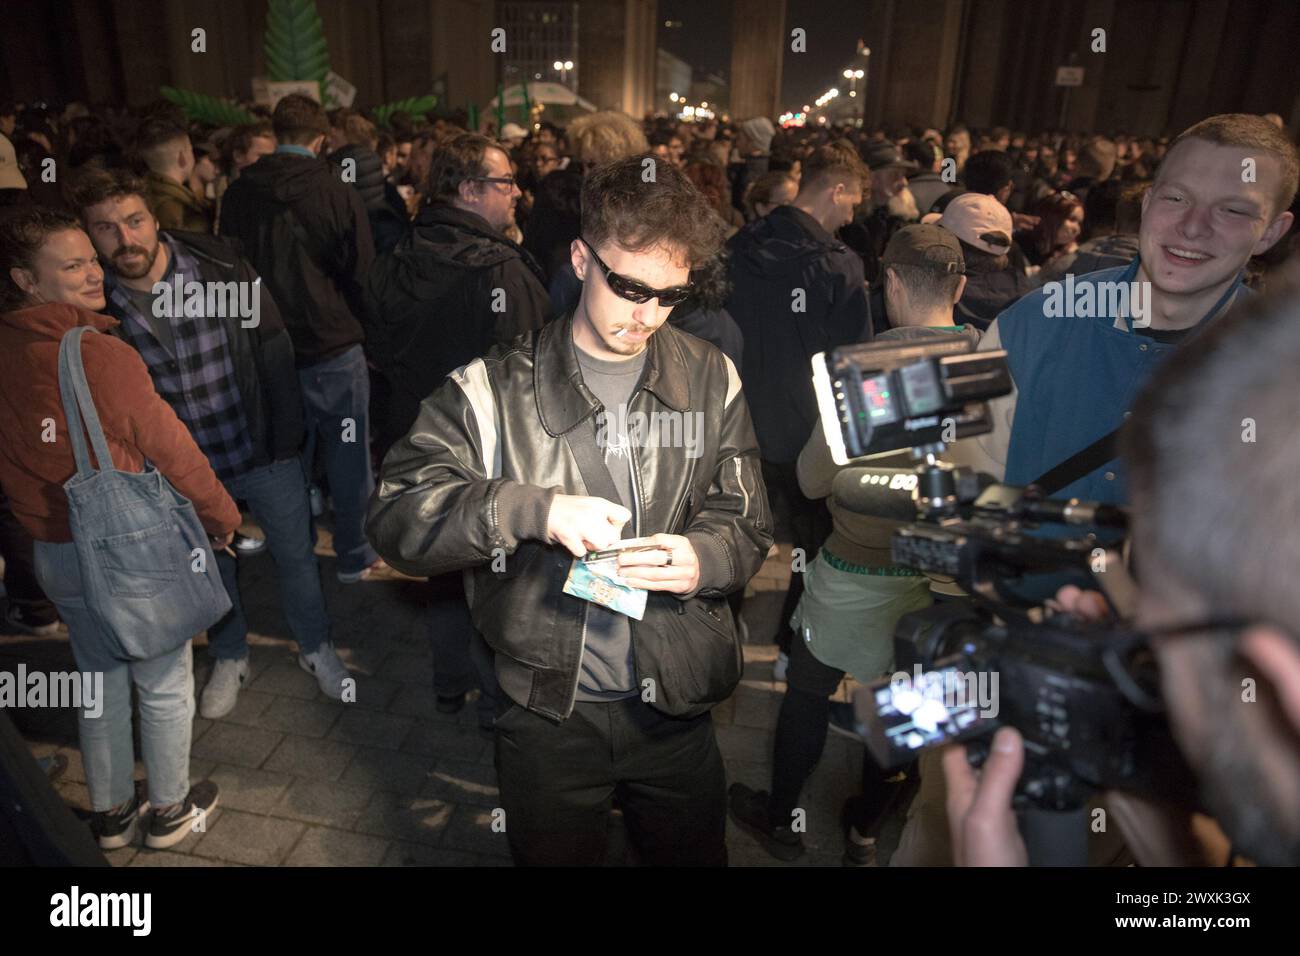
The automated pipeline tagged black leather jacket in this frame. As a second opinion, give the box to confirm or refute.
[366,314,773,722]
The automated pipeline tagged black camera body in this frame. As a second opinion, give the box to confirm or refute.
[812,337,1196,813]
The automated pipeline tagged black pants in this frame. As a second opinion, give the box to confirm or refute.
[0,493,56,625]
[493,695,727,866]
[759,459,832,653]
[770,625,895,832]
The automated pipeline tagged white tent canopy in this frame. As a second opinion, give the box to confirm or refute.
[489,82,596,113]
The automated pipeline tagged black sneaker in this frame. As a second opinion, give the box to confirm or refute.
[146,780,219,850]
[728,783,806,861]
[91,783,150,850]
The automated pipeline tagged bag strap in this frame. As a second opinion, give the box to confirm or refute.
[1030,424,1122,496]
[561,411,622,507]
[56,326,115,478]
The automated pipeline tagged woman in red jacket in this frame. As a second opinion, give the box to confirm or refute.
[0,208,240,851]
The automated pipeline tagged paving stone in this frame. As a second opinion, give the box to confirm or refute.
[190,808,303,866]
[263,734,356,781]
[129,850,230,867]
[714,724,774,765]
[213,688,276,728]
[400,721,487,763]
[272,777,373,828]
[328,709,413,750]
[190,721,283,769]
[380,841,511,867]
[104,846,136,867]
[248,662,321,700]
[353,791,452,846]
[258,695,344,738]
[385,682,438,720]
[283,826,390,866]
[343,674,403,712]
[339,748,436,796]
[207,763,294,814]
[376,651,433,685]
[420,758,500,808]
[730,684,784,730]
[440,804,513,858]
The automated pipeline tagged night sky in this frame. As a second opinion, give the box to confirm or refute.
[656,0,871,113]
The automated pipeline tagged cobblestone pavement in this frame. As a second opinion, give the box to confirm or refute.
[2,527,872,867]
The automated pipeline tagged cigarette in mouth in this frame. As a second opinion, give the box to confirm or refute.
[615,328,629,337]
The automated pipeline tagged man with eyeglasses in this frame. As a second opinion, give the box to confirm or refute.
[368,155,772,865]
[365,132,551,729]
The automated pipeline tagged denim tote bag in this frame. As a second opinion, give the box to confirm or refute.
[57,326,231,660]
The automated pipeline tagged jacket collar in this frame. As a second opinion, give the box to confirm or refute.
[0,301,117,337]
[534,312,692,436]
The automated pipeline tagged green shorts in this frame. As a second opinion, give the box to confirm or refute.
[789,548,933,684]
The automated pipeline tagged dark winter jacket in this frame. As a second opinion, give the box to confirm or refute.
[725,204,872,463]
[367,313,772,722]
[219,151,375,366]
[329,144,409,256]
[364,202,551,447]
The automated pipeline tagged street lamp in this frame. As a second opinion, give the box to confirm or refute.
[553,60,574,87]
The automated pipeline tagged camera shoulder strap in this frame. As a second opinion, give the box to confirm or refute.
[562,413,622,505]
[1030,425,1122,496]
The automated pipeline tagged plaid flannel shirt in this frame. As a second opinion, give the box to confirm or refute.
[105,237,254,483]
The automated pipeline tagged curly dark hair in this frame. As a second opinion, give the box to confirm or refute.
[581,154,724,268]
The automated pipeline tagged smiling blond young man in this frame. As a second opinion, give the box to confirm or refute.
[969,113,1296,504]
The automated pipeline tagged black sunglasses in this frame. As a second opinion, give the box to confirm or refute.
[580,238,694,308]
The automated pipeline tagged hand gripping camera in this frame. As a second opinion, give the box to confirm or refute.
[811,338,1197,838]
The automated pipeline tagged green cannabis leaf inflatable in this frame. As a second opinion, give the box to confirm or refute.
[160,87,255,126]
[373,95,439,129]
[264,0,333,102]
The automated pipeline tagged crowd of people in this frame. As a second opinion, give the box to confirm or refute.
[1,88,1298,866]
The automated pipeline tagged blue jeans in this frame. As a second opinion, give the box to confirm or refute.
[210,458,331,660]
[33,540,193,811]
[298,345,379,575]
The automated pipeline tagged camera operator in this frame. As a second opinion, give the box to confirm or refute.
[969,114,1296,502]
[947,283,1300,867]
[730,225,979,862]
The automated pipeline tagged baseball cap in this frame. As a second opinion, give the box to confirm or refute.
[922,192,1013,255]
[881,223,965,274]
[861,141,921,173]
[500,122,528,142]
[0,134,27,190]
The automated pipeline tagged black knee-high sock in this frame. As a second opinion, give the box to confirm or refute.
[769,686,830,825]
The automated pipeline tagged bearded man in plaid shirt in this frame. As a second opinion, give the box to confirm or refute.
[71,170,352,717]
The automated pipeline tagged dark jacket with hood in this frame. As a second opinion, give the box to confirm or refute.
[954,245,1039,331]
[725,204,872,464]
[102,230,305,470]
[364,201,551,449]
[328,144,409,256]
[367,313,772,722]
[219,151,375,366]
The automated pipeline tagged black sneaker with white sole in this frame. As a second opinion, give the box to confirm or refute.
[146,780,219,849]
[92,783,150,850]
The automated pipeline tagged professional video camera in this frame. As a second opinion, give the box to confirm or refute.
[810,337,1197,858]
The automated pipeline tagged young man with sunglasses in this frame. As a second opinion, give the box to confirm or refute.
[368,155,772,865]
[365,132,551,730]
